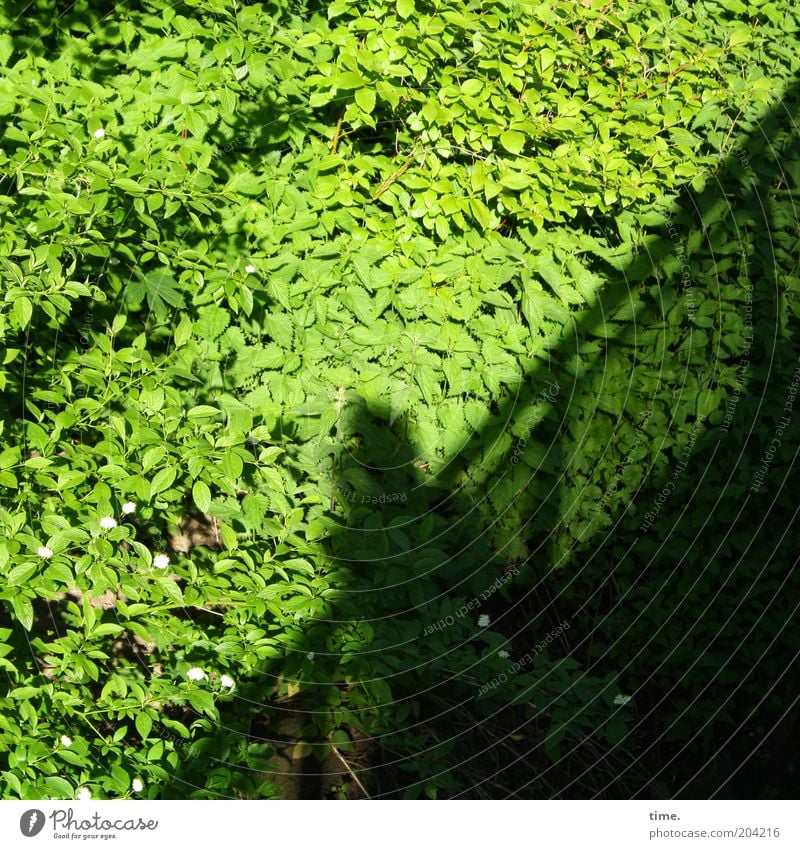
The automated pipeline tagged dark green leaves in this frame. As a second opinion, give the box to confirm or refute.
[126,269,185,319]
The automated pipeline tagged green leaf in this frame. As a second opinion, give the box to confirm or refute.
[220,451,244,482]
[150,467,177,495]
[499,172,530,191]
[355,88,376,114]
[12,595,34,631]
[14,297,32,329]
[174,315,193,347]
[92,623,124,637]
[136,711,153,740]
[0,34,13,67]
[187,689,216,717]
[43,776,75,800]
[500,131,525,156]
[224,171,263,196]
[7,563,37,587]
[397,0,415,19]
[193,480,212,514]
[187,405,221,419]
[469,197,491,229]
[115,178,146,195]
[158,577,184,606]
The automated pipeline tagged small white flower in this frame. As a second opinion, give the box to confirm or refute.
[245,264,256,274]
[99,516,117,530]
[132,778,144,793]
[153,553,170,569]
[93,127,105,139]
[613,694,632,706]
[60,735,72,747]
[76,787,92,801]
[478,614,490,627]
[498,650,510,659]
[187,667,206,681]
[37,545,54,559]
[121,501,136,515]
[306,652,315,661]
[220,674,235,689]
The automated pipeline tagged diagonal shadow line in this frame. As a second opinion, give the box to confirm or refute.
[311,76,800,797]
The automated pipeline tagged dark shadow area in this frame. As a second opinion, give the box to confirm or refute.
[289,78,800,799]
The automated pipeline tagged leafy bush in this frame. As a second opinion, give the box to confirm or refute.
[1,0,798,799]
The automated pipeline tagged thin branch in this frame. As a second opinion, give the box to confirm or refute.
[330,112,345,155]
[373,144,419,200]
[331,746,371,799]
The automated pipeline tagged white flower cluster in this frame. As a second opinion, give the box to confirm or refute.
[186,666,236,688]
[153,553,170,569]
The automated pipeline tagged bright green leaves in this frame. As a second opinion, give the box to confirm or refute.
[0,0,797,806]
[11,595,34,631]
[223,171,264,197]
[288,0,777,237]
[12,296,32,330]
[538,47,556,77]
[355,88,376,114]
[192,481,212,514]
[500,130,526,155]
[397,0,415,19]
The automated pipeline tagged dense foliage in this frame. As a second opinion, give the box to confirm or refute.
[0,0,798,798]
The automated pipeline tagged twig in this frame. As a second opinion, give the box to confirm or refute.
[719,107,743,158]
[330,111,345,155]
[331,746,371,799]
[373,144,419,200]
